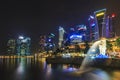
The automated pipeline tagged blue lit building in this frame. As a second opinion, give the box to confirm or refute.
[45,33,56,53]
[68,25,87,43]
[88,15,97,41]
[94,9,107,39]
[88,9,114,41]
[17,36,31,55]
[106,15,115,38]
[93,9,115,40]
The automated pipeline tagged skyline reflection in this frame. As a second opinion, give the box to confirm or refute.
[0,58,119,80]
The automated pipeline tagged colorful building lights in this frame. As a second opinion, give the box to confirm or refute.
[112,13,115,18]
[96,12,105,17]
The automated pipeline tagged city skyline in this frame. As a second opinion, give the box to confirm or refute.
[0,0,120,53]
[0,1,120,80]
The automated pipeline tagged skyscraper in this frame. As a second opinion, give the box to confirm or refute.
[69,25,87,43]
[45,33,56,53]
[58,26,65,48]
[17,36,31,55]
[39,35,46,52]
[94,9,107,39]
[88,15,97,41]
[7,39,16,54]
[106,15,115,38]
[89,9,115,41]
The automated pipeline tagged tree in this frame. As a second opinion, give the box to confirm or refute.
[115,37,120,48]
[106,40,113,51]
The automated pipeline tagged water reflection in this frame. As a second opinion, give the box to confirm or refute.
[112,70,120,80]
[0,58,120,80]
[83,69,110,80]
[15,58,26,80]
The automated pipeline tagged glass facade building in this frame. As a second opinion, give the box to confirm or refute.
[17,36,31,55]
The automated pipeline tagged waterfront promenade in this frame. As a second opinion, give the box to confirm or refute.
[46,55,120,68]
[1,53,120,68]
[0,55,34,58]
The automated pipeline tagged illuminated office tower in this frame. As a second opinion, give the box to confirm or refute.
[69,25,87,43]
[39,35,46,52]
[76,25,87,35]
[94,9,107,39]
[106,14,115,38]
[58,26,65,48]
[77,25,87,41]
[7,39,16,54]
[45,33,56,53]
[88,15,98,41]
[17,36,31,55]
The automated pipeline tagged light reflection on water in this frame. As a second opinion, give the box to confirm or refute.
[0,58,119,80]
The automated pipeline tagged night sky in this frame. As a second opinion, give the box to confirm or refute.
[0,0,120,53]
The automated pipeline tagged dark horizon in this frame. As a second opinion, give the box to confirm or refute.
[0,0,120,53]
